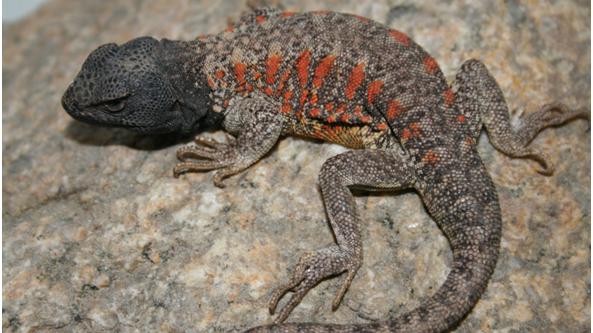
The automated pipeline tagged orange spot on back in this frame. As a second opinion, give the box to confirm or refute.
[299,90,309,106]
[409,122,421,136]
[340,113,351,122]
[207,76,215,88]
[256,15,266,24]
[327,114,337,123]
[276,68,292,95]
[457,114,465,123]
[310,93,318,105]
[353,105,363,117]
[386,100,402,121]
[266,54,282,85]
[423,56,439,74]
[284,90,293,102]
[401,123,421,140]
[215,70,225,79]
[309,108,321,117]
[401,128,411,140]
[312,55,336,88]
[465,136,475,146]
[264,87,274,96]
[422,150,439,164]
[325,103,334,112]
[335,104,347,114]
[443,88,455,106]
[345,63,365,100]
[389,30,410,46]
[354,105,371,124]
[234,63,247,88]
[367,80,384,104]
[280,104,292,114]
[376,122,388,131]
[296,50,312,88]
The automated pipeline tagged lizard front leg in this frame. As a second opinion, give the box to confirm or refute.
[268,148,416,324]
[174,97,284,187]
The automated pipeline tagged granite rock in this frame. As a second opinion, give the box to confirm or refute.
[3,0,590,332]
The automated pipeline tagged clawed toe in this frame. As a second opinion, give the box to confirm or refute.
[177,136,232,162]
[530,152,554,176]
[536,102,588,124]
[522,103,589,142]
[269,253,312,316]
[513,102,589,150]
[194,136,228,149]
[267,248,361,323]
[173,161,224,178]
[332,269,358,310]
[505,145,554,175]
[174,136,237,179]
[270,282,312,324]
[176,145,218,161]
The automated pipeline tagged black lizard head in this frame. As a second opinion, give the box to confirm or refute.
[62,37,214,135]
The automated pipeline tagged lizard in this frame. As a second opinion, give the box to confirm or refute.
[61,8,588,333]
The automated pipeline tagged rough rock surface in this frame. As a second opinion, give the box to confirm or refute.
[3,1,590,332]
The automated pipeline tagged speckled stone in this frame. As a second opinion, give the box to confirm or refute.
[3,1,590,332]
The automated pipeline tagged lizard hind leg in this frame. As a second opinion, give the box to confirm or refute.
[268,148,416,324]
[452,59,589,175]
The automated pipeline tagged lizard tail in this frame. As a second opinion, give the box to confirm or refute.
[246,190,502,333]
[387,230,501,332]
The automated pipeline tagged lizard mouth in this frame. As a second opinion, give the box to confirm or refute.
[62,85,182,134]
[62,98,180,134]
[61,86,81,119]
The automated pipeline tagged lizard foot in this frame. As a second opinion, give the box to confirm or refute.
[173,136,238,187]
[519,148,554,175]
[520,102,590,146]
[268,246,361,323]
[511,102,589,175]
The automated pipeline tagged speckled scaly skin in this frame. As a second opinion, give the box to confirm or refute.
[61,8,588,333]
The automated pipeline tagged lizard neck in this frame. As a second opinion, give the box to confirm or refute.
[156,39,222,134]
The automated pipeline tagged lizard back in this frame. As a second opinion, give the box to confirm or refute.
[201,9,455,152]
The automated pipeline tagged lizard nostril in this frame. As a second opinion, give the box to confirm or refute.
[61,86,79,114]
[61,96,70,111]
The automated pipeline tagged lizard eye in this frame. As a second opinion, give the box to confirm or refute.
[104,98,126,112]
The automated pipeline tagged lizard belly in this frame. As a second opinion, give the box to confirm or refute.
[288,117,393,149]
